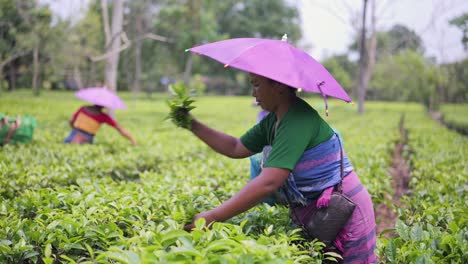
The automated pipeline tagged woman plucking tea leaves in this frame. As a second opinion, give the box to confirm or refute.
[65,87,137,145]
[0,113,37,145]
[178,74,376,263]
[178,37,377,263]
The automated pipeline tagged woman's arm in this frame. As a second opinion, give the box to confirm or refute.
[69,107,82,127]
[115,124,137,145]
[190,118,253,158]
[4,116,21,145]
[184,167,289,230]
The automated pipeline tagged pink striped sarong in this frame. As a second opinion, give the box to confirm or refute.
[291,171,377,264]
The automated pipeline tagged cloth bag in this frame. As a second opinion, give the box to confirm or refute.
[289,133,356,247]
[292,190,355,246]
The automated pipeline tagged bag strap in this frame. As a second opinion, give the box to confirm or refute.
[335,133,345,194]
[270,124,345,195]
[285,132,345,240]
[282,132,345,203]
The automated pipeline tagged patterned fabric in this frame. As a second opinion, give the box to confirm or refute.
[64,128,94,144]
[293,134,353,192]
[291,172,377,264]
[261,132,377,263]
[263,134,353,206]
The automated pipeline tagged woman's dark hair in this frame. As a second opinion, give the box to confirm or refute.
[268,79,297,94]
[93,105,104,111]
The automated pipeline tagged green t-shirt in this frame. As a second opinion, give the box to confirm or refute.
[240,98,334,171]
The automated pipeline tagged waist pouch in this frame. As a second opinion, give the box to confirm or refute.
[291,192,355,246]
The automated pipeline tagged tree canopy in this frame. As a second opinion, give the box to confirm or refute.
[0,0,466,106]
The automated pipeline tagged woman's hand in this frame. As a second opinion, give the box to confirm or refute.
[173,107,194,130]
[316,186,334,208]
[4,118,21,145]
[184,210,217,232]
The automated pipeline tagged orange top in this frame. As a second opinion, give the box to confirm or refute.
[71,106,117,135]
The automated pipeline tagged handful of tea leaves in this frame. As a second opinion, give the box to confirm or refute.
[166,82,196,129]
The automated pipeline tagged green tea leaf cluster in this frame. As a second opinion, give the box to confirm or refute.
[166,82,196,129]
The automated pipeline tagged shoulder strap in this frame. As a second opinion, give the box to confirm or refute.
[269,120,280,145]
[335,133,345,193]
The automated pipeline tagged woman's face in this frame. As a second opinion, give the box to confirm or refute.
[250,73,278,112]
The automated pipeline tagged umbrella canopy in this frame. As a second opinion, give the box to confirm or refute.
[188,36,352,114]
[75,87,127,109]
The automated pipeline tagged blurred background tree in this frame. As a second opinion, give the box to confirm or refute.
[449,13,468,51]
[0,0,53,93]
[0,0,466,110]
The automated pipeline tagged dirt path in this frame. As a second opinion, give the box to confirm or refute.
[375,115,411,237]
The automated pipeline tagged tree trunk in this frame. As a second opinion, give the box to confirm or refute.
[362,0,377,107]
[183,0,201,85]
[133,41,142,92]
[32,43,39,95]
[0,51,28,90]
[132,0,150,95]
[73,65,83,90]
[132,6,144,93]
[357,0,368,114]
[101,0,111,46]
[87,58,95,87]
[357,0,377,114]
[9,66,16,91]
[183,53,193,85]
[104,0,124,92]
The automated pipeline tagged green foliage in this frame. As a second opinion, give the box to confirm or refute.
[440,104,468,134]
[449,13,468,50]
[166,82,196,129]
[191,74,207,96]
[0,0,53,91]
[322,56,354,93]
[50,1,105,89]
[213,0,301,41]
[369,50,443,109]
[386,24,424,55]
[155,1,222,74]
[441,58,468,103]
[1,91,330,263]
[154,0,302,94]
[379,108,468,264]
[349,24,424,58]
[1,91,467,263]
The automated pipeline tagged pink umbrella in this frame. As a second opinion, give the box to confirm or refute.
[188,36,352,114]
[75,87,127,109]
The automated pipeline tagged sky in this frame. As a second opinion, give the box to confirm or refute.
[43,0,468,64]
[297,0,468,63]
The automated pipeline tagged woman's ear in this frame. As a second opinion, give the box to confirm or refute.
[276,84,288,95]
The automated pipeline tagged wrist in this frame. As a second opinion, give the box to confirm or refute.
[189,118,197,132]
[209,208,222,222]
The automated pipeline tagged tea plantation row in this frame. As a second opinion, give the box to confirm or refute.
[0,91,466,263]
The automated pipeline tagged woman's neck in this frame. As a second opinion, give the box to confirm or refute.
[275,94,297,122]
[86,105,102,114]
